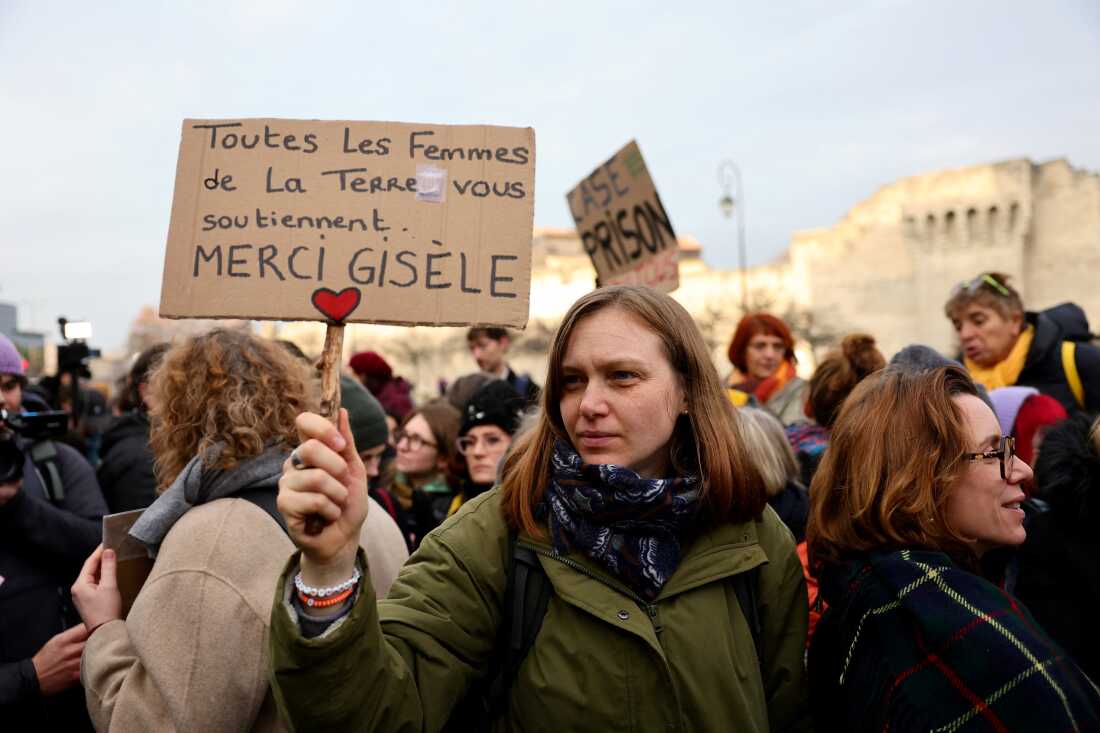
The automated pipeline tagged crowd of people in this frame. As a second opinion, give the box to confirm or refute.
[2,271,1099,731]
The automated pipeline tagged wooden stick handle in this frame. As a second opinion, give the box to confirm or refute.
[319,323,345,421]
[304,323,345,536]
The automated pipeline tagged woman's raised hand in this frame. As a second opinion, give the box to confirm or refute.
[278,409,367,584]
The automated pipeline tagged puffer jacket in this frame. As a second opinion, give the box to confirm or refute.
[270,489,811,732]
[97,411,157,513]
[1016,310,1100,413]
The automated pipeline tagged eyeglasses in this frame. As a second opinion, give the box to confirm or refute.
[456,433,509,455]
[952,273,1010,298]
[963,435,1016,480]
[393,431,437,451]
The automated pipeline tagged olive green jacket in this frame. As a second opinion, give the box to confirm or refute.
[270,490,811,732]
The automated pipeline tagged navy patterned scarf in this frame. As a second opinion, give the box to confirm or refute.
[540,440,701,601]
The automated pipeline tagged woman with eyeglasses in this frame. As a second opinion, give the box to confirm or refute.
[806,364,1100,731]
[387,401,461,549]
[945,271,1100,414]
[450,379,525,517]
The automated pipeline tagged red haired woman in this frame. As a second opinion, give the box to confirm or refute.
[727,313,807,426]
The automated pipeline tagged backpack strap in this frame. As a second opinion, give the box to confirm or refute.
[480,540,551,725]
[28,440,64,503]
[1062,341,1085,408]
[732,565,763,667]
[233,486,289,535]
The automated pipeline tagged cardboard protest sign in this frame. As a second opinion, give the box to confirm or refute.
[565,140,679,292]
[160,119,536,328]
[103,509,154,618]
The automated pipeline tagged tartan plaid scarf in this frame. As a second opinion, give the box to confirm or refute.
[810,549,1100,732]
[540,440,701,601]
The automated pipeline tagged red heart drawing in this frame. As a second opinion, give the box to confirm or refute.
[310,287,361,322]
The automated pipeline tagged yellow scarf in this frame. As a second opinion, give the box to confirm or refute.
[965,326,1033,391]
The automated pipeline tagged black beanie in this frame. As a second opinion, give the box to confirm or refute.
[460,380,524,437]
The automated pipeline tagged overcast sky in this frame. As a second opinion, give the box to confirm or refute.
[3,0,1098,351]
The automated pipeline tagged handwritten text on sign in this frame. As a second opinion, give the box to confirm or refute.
[160,119,536,328]
[565,140,679,292]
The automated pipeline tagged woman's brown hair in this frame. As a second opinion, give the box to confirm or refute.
[397,400,463,483]
[727,313,797,373]
[807,364,983,571]
[500,285,766,536]
[148,329,314,492]
[806,333,885,428]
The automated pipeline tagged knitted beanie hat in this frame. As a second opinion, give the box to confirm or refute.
[460,380,524,437]
[340,375,389,451]
[348,351,393,380]
[988,386,1040,435]
[1013,394,1068,468]
[0,334,25,378]
[445,372,495,412]
[889,344,995,411]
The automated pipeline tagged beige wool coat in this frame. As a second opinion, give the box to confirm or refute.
[81,496,408,732]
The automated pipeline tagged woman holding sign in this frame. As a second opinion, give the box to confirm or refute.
[271,285,811,731]
[70,330,408,732]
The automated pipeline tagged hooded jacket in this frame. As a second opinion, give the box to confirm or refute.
[269,490,811,733]
[1015,412,1100,682]
[1015,310,1100,413]
[97,412,157,513]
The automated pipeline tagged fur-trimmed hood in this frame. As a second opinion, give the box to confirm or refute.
[1033,412,1100,525]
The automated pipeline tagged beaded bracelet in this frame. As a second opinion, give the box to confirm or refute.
[297,586,355,608]
[294,568,362,598]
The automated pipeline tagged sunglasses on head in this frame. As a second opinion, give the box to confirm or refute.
[952,273,1010,298]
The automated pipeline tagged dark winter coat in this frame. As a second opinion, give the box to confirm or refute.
[809,549,1100,731]
[768,478,809,544]
[97,412,157,513]
[0,439,106,730]
[1017,310,1100,413]
[506,366,541,408]
[1015,412,1100,682]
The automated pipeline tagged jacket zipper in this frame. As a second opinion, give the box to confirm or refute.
[526,546,662,634]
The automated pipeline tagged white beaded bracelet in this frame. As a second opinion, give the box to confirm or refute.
[294,568,362,598]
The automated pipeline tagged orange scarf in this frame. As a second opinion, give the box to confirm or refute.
[730,360,796,405]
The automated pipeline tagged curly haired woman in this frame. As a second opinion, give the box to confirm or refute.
[70,329,407,732]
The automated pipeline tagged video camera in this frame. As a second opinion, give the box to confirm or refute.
[0,408,69,485]
[57,318,101,379]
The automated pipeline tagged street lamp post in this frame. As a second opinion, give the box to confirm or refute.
[717,159,748,313]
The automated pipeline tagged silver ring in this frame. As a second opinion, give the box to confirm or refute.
[289,448,307,471]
